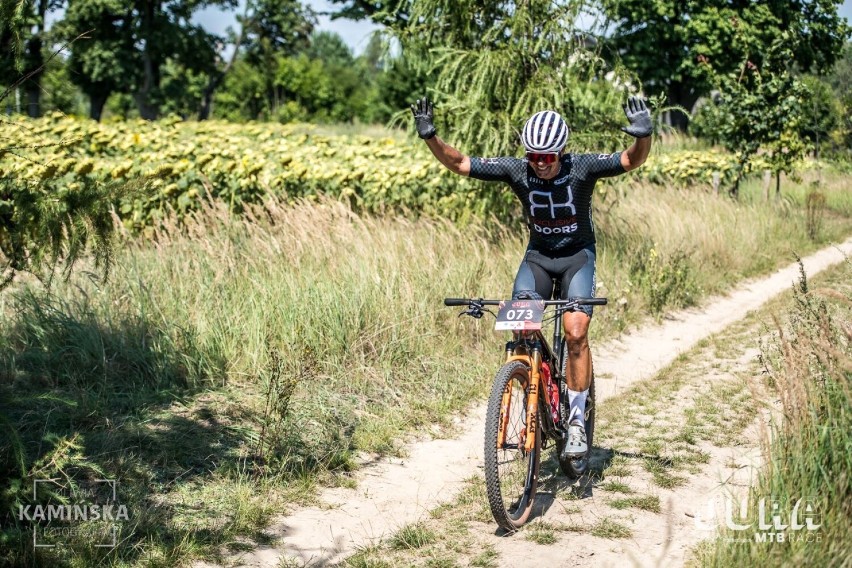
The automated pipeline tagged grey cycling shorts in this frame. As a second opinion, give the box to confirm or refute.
[512,245,597,317]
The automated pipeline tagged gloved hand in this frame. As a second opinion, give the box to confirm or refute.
[620,96,653,138]
[410,96,437,140]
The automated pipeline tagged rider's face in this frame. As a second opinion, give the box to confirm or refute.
[528,152,562,180]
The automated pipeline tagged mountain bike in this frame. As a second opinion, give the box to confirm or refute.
[444,293,607,532]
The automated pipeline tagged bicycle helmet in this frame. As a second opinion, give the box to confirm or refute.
[521,110,569,153]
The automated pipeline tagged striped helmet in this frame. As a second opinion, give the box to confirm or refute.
[520,110,569,153]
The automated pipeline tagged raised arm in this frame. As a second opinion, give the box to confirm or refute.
[411,97,471,176]
[619,96,653,172]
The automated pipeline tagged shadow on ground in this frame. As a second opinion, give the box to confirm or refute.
[0,289,292,567]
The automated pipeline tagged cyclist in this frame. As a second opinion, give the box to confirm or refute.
[411,96,652,458]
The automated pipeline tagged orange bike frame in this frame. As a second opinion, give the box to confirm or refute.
[496,350,542,453]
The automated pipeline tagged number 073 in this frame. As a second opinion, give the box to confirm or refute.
[495,301,544,331]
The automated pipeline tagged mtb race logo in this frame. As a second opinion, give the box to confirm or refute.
[693,494,821,544]
[19,478,130,549]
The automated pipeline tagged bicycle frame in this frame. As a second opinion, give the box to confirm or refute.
[499,312,564,453]
[444,294,606,453]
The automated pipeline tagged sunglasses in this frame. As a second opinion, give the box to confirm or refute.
[526,152,559,164]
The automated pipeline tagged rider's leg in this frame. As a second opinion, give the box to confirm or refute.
[562,247,596,428]
[563,311,592,391]
[512,250,553,299]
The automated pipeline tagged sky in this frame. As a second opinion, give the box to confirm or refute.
[195,0,852,57]
[193,0,381,56]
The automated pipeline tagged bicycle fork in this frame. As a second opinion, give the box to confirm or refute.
[497,344,542,453]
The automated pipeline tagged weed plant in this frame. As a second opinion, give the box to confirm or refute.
[695,262,852,566]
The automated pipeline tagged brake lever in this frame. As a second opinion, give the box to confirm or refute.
[457,301,495,319]
[459,305,484,319]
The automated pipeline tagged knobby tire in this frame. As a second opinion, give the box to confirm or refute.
[483,360,541,532]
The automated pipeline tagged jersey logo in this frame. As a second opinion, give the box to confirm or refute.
[480,158,499,164]
[529,188,576,218]
[597,153,611,160]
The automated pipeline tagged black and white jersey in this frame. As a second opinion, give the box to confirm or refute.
[469,152,625,254]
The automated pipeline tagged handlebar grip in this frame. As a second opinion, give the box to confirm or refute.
[444,298,469,306]
[579,297,608,306]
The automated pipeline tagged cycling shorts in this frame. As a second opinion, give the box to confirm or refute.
[512,245,597,317]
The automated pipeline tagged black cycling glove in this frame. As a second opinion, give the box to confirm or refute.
[620,96,653,138]
[410,96,437,140]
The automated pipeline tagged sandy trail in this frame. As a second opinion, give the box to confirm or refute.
[200,237,852,568]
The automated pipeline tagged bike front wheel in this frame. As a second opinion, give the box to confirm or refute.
[484,360,541,532]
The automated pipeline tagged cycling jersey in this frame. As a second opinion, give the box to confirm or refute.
[468,153,624,255]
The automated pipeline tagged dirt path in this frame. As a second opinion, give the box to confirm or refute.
[200,237,852,568]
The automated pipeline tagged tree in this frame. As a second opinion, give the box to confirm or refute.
[0,0,66,117]
[0,7,143,289]
[55,0,237,120]
[827,42,852,150]
[241,0,316,66]
[601,0,850,130]
[236,0,316,117]
[387,0,635,157]
[305,30,352,66]
[699,39,810,196]
[326,0,409,27]
[798,75,842,157]
[54,0,137,120]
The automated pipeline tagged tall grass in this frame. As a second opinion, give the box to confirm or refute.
[694,262,852,567]
[594,169,852,327]
[0,171,850,566]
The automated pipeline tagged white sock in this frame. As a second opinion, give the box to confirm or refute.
[566,388,588,427]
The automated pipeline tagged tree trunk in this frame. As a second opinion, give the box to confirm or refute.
[199,12,247,121]
[23,32,43,117]
[198,74,221,121]
[25,84,40,118]
[90,92,109,121]
[665,82,700,132]
[135,0,159,120]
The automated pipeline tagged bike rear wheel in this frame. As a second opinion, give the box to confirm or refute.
[484,360,541,532]
[557,359,596,480]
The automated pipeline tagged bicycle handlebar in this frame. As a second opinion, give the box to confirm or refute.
[444,298,497,306]
[443,297,607,306]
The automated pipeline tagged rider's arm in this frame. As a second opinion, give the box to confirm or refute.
[618,96,653,172]
[620,136,651,171]
[424,136,471,176]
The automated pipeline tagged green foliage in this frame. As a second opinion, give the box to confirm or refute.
[601,0,851,130]
[0,0,27,72]
[695,40,811,194]
[391,0,636,156]
[39,55,87,116]
[215,29,395,124]
[630,243,699,314]
[826,42,852,153]
[54,0,237,120]
[0,113,150,287]
[241,0,317,65]
[0,166,136,289]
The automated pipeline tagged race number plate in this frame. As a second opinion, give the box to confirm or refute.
[495,300,544,331]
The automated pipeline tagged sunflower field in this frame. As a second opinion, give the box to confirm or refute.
[1,114,818,230]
